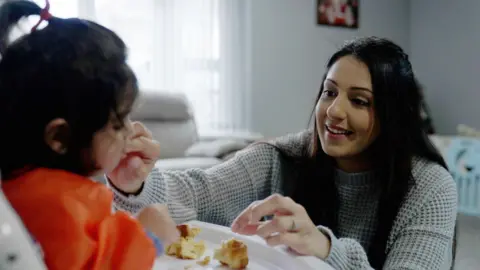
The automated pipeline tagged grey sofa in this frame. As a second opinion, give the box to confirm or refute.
[131,91,263,170]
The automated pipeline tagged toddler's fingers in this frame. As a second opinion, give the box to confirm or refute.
[137,204,180,245]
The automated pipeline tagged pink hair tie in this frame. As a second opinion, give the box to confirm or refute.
[31,0,52,32]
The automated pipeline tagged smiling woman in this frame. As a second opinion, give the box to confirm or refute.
[316,56,379,172]
[109,37,458,270]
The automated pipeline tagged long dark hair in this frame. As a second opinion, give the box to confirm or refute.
[0,1,138,179]
[289,37,448,268]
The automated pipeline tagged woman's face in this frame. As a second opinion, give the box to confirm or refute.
[316,55,379,165]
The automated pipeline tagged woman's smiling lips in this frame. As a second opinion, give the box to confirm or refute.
[325,124,353,140]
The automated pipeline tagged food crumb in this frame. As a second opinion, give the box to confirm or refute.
[184,265,194,270]
[197,256,211,266]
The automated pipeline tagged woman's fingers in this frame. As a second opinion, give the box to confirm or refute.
[131,121,153,139]
[124,155,149,179]
[107,122,158,193]
[231,194,303,234]
[265,232,302,248]
[125,137,160,161]
[107,156,146,194]
[231,201,260,233]
[127,121,159,161]
[265,226,332,259]
[232,221,268,235]
[256,215,304,238]
[248,194,302,223]
[231,195,326,258]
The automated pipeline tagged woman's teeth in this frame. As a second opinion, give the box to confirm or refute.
[326,126,352,135]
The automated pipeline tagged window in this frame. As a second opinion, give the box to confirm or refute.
[28,0,249,134]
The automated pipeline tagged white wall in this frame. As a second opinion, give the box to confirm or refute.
[246,0,411,137]
[410,0,480,134]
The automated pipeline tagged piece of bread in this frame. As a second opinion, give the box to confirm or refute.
[177,224,201,238]
[166,238,206,259]
[197,256,211,266]
[166,224,206,260]
[213,238,249,269]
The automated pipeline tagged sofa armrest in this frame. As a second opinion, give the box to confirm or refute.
[199,131,263,143]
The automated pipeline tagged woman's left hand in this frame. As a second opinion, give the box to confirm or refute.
[231,194,331,260]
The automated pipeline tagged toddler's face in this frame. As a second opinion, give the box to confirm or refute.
[90,116,133,176]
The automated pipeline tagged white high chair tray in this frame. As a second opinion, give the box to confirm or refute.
[153,220,334,270]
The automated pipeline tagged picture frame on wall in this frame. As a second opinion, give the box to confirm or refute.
[317,0,359,29]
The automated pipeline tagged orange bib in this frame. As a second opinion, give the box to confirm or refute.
[3,168,156,270]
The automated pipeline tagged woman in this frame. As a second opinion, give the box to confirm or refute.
[109,37,457,269]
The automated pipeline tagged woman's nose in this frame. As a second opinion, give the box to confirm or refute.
[326,98,347,120]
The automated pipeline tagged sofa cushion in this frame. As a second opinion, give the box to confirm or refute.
[185,139,249,159]
[155,157,222,171]
[132,91,193,121]
[141,120,198,159]
[131,91,199,158]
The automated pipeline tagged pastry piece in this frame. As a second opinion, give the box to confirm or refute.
[166,238,206,259]
[197,256,211,266]
[177,224,201,238]
[213,238,249,269]
[166,224,206,259]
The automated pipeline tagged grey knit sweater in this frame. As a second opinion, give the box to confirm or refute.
[111,131,457,270]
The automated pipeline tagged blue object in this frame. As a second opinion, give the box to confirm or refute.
[445,138,480,216]
[145,230,164,257]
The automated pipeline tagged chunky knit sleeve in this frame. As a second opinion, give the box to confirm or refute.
[110,144,284,226]
[320,162,457,270]
[382,171,457,270]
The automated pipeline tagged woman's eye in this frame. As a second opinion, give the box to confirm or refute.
[352,98,370,106]
[322,90,337,97]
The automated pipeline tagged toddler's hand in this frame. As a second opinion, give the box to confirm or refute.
[136,204,180,247]
[145,230,164,256]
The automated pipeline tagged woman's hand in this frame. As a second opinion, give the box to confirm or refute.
[231,194,331,260]
[108,122,160,194]
[136,204,180,246]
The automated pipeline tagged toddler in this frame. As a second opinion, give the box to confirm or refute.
[0,1,173,269]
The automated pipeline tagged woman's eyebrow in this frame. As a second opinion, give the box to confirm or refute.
[326,78,372,92]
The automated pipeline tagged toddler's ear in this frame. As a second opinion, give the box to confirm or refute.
[44,118,70,154]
